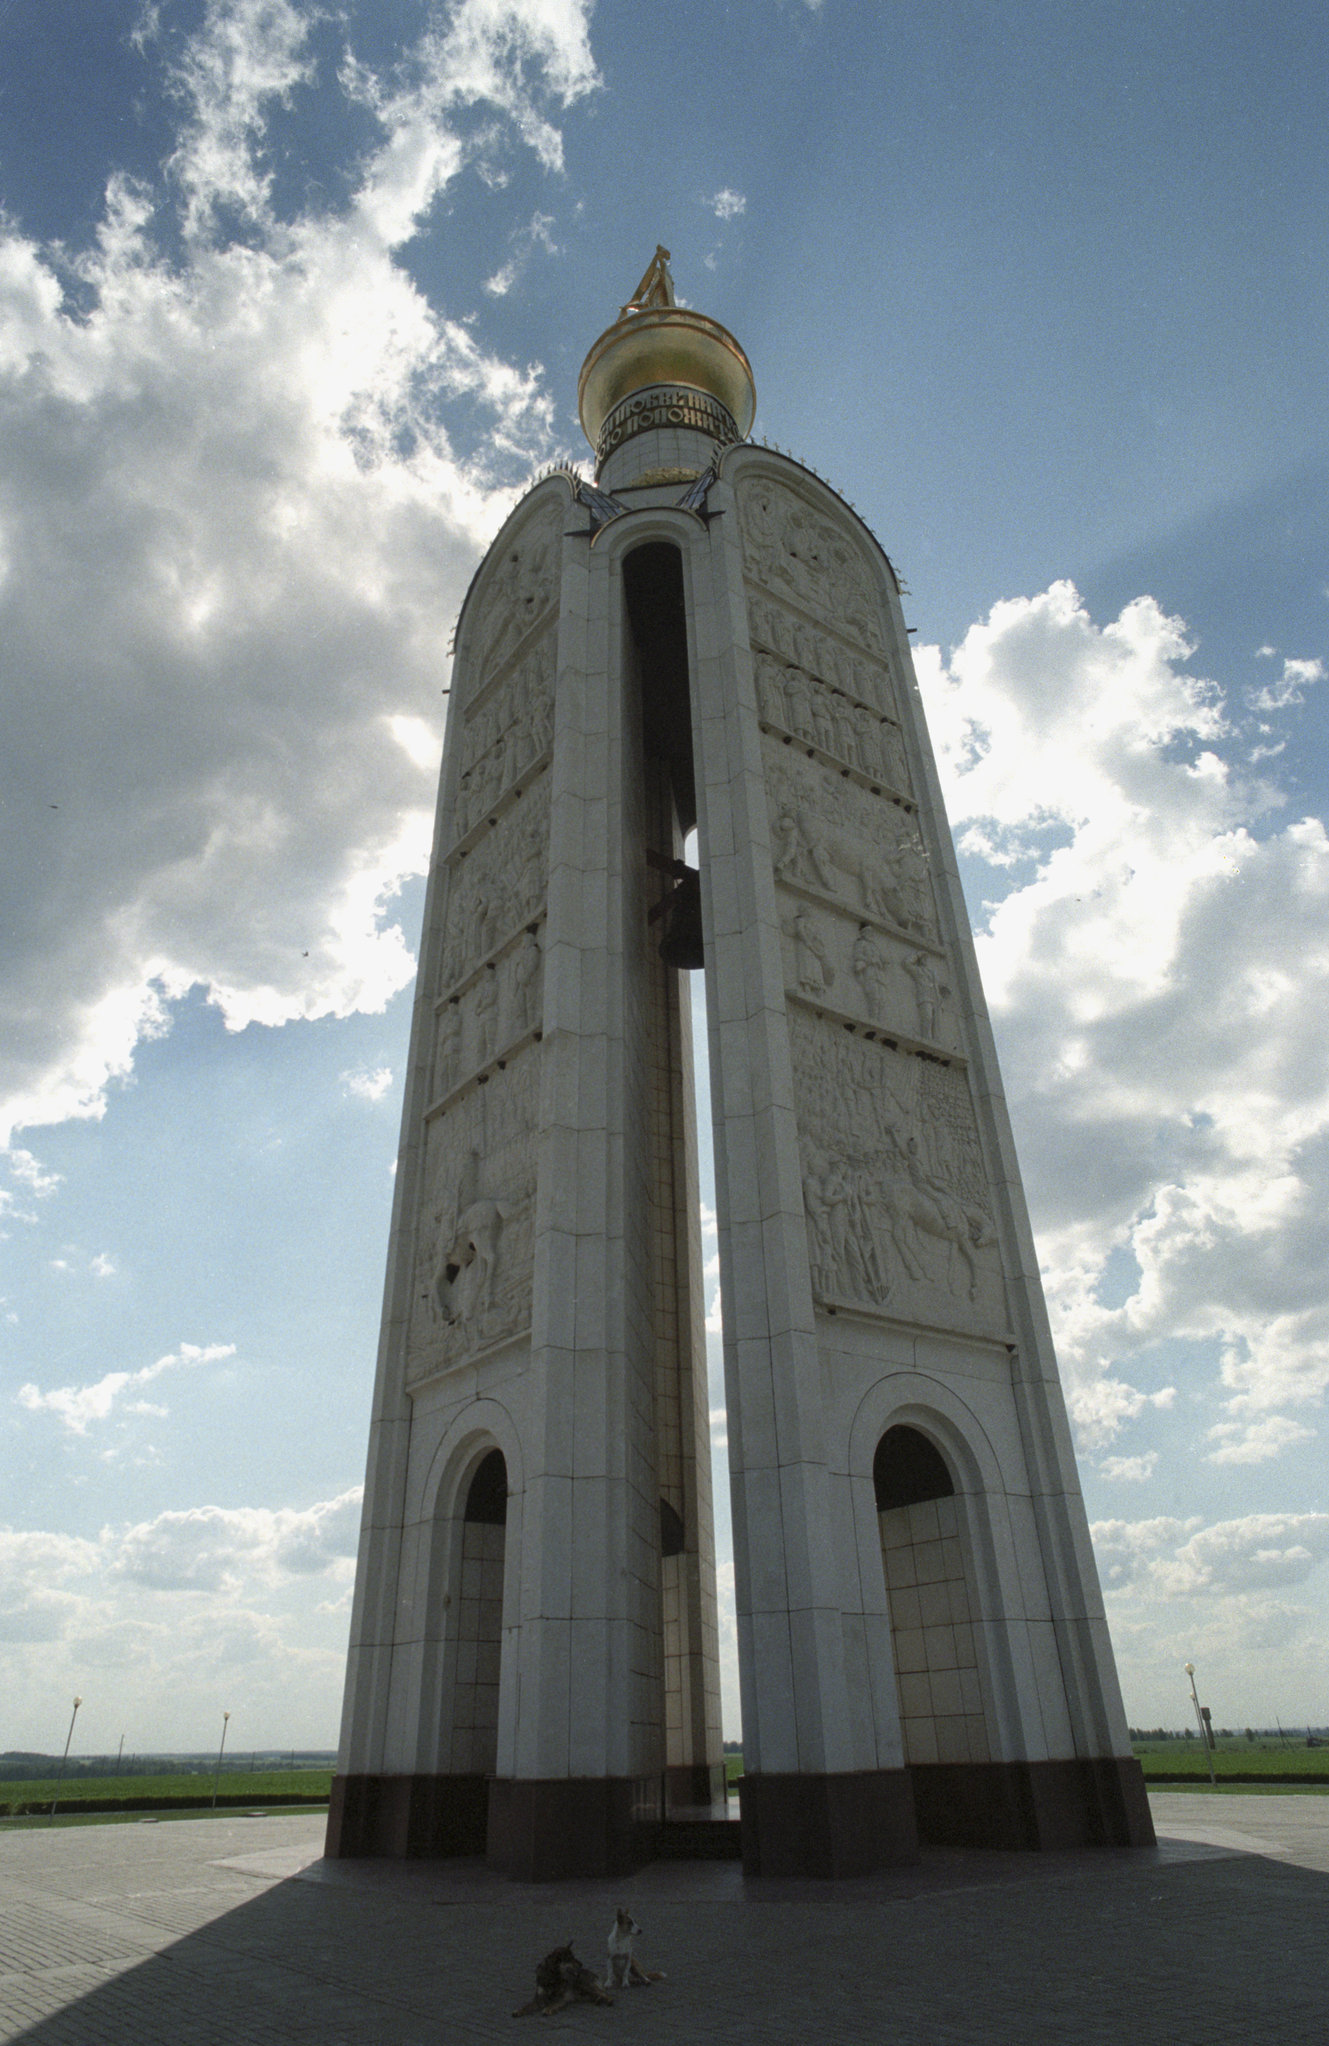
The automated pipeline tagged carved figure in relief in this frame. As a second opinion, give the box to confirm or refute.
[801,1143,890,1307]
[789,906,834,996]
[872,1140,995,1303]
[431,1151,503,1328]
[851,926,893,1025]
[772,807,837,896]
[879,719,908,791]
[902,952,949,1041]
[810,687,836,756]
[783,666,814,742]
[755,651,787,725]
[435,1001,462,1096]
[478,523,555,674]
[830,696,859,766]
[474,964,499,1066]
[510,928,542,1036]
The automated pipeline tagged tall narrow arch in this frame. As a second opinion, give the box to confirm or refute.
[875,1423,994,1804]
[450,1448,509,1781]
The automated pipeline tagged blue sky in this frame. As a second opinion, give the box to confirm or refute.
[2,0,1327,1755]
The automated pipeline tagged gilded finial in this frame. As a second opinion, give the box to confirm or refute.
[621,245,676,316]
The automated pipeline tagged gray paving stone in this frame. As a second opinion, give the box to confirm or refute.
[0,1797,1326,2044]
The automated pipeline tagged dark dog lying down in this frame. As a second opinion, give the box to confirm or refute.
[512,1944,615,2018]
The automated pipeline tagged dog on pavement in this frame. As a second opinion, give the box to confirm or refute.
[512,1943,615,2018]
[604,1908,665,1991]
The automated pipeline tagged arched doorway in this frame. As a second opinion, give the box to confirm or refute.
[451,1448,507,1779]
[874,1425,991,1777]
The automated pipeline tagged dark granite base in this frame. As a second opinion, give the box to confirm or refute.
[325,1773,488,1858]
[665,1760,727,1809]
[739,1770,919,1878]
[909,1756,1156,1850]
[486,1776,663,1880]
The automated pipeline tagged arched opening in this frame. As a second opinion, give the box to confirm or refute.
[622,537,726,1810]
[450,1448,508,1778]
[874,1424,991,1779]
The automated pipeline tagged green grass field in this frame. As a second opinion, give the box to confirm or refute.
[0,1768,333,1821]
[1133,1741,1329,1781]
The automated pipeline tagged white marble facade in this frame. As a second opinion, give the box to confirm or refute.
[331,408,1147,1877]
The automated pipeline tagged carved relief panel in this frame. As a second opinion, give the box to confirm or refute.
[404,498,559,1394]
[738,476,885,657]
[407,1051,539,1388]
[765,740,937,946]
[437,771,551,997]
[747,599,907,788]
[452,632,555,845]
[469,507,560,685]
[777,893,959,1056]
[788,1009,1004,1332]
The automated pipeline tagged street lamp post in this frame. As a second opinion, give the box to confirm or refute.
[211,1712,231,1809]
[1184,1662,1217,1786]
[49,1696,82,1821]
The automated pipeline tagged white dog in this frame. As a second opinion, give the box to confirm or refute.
[604,1908,665,1991]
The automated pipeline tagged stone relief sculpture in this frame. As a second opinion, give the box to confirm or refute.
[439,772,550,995]
[851,925,893,1025]
[787,1010,998,1318]
[431,1148,503,1328]
[767,747,937,943]
[787,904,835,996]
[474,511,559,678]
[747,589,897,717]
[410,1055,539,1382]
[902,951,950,1042]
[473,964,499,1067]
[434,1000,463,1098]
[506,927,543,1039]
[432,923,545,1106]
[452,636,555,844]
[739,476,884,654]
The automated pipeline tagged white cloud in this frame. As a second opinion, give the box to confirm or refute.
[116,1489,363,1591]
[90,1253,118,1279]
[341,1065,394,1103]
[1098,1451,1158,1482]
[708,188,746,221]
[17,1341,236,1434]
[0,0,599,1149]
[1207,1413,1315,1465]
[1250,655,1325,712]
[1094,1510,1329,1598]
[917,582,1329,1462]
[484,209,559,296]
[0,1146,62,1228]
[0,1487,364,1744]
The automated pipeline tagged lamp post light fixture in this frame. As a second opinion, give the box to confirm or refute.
[1184,1662,1217,1786]
[211,1711,231,1809]
[49,1695,82,1822]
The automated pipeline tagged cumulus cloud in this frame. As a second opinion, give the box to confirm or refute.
[0,0,598,1148]
[708,188,746,220]
[17,1341,237,1434]
[917,582,1329,1463]
[1098,1451,1158,1483]
[116,1488,363,1590]
[0,1487,364,1743]
[1093,1511,1329,1598]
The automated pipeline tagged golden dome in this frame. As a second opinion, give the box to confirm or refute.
[577,247,756,456]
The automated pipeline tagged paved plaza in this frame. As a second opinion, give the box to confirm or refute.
[0,1794,1325,2044]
